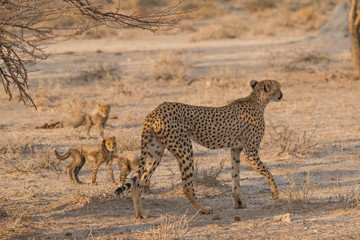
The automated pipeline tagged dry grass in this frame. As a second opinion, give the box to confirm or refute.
[117,134,141,152]
[189,16,247,42]
[269,123,317,157]
[136,212,198,240]
[62,187,106,207]
[284,171,319,204]
[0,144,60,174]
[344,188,360,210]
[194,159,224,186]
[66,64,121,85]
[34,147,61,172]
[243,0,276,12]
[149,52,191,82]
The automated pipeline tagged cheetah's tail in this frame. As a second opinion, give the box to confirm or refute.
[114,149,146,196]
[114,124,152,197]
[54,148,71,160]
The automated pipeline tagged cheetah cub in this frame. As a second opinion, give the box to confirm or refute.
[73,104,110,141]
[117,151,150,193]
[54,136,117,185]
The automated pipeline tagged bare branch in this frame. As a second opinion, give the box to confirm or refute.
[0,0,191,109]
[64,0,190,32]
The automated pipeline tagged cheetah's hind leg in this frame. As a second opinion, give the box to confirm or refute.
[167,135,213,214]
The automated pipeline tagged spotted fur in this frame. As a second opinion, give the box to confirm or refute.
[73,104,110,141]
[115,80,283,218]
[54,136,117,185]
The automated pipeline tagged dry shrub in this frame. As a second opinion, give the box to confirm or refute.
[63,187,109,207]
[181,0,221,19]
[194,159,224,186]
[189,16,247,42]
[244,0,276,12]
[0,144,60,174]
[344,188,360,209]
[66,64,121,85]
[0,209,26,238]
[269,50,330,73]
[138,212,198,240]
[284,171,319,204]
[0,143,36,156]
[295,7,324,30]
[269,123,317,157]
[127,0,168,9]
[0,206,8,218]
[150,52,191,82]
[206,66,242,88]
[34,147,61,172]
[81,25,119,39]
[117,134,141,152]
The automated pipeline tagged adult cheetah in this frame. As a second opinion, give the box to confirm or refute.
[115,80,283,219]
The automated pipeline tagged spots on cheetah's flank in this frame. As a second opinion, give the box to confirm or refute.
[125,80,282,217]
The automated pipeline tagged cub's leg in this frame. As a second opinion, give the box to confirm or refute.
[73,156,86,184]
[106,161,116,184]
[118,157,131,186]
[66,151,82,183]
[96,123,105,141]
[91,159,104,186]
[84,115,93,139]
[231,148,246,209]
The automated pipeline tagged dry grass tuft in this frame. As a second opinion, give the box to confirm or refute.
[189,16,247,42]
[269,123,317,157]
[284,171,319,204]
[0,206,8,218]
[0,143,36,156]
[67,64,121,85]
[344,188,360,209]
[0,144,60,174]
[269,50,330,73]
[150,52,191,82]
[34,147,61,172]
[63,187,109,207]
[138,212,198,240]
[244,0,276,12]
[117,134,141,153]
[194,159,224,186]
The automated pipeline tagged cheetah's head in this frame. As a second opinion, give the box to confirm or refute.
[97,104,110,117]
[102,136,116,152]
[250,80,283,103]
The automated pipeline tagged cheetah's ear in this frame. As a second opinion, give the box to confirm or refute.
[250,80,258,89]
[264,81,271,92]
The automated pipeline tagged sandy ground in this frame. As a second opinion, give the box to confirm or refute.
[1,1,360,239]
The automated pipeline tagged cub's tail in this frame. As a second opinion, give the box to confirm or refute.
[73,115,85,128]
[54,148,71,160]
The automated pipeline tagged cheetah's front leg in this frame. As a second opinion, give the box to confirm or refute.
[244,151,279,199]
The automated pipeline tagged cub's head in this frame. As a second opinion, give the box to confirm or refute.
[250,80,283,103]
[102,136,116,152]
[97,104,110,117]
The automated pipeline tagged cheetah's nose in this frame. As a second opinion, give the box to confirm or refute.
[278,92,283,100]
